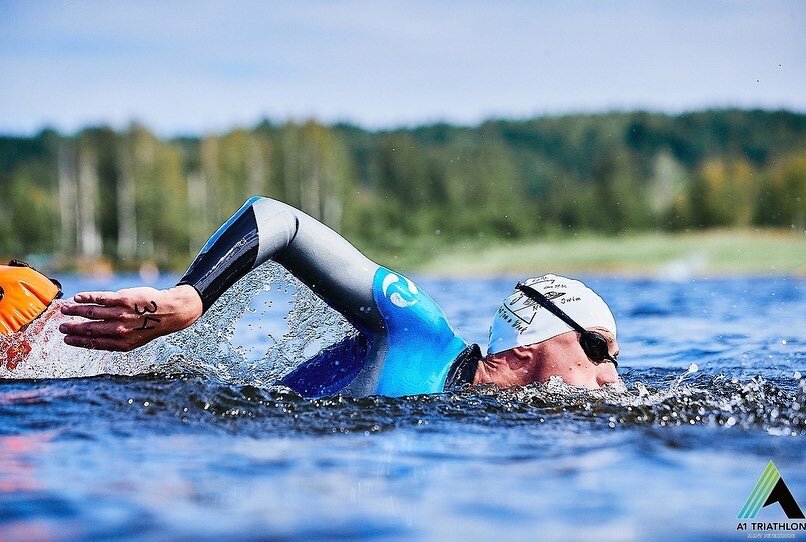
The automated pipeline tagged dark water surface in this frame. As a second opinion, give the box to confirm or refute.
[1,271,804,541]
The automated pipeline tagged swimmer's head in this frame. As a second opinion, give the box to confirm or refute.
[481,274,619,389]
[0,260,62,336]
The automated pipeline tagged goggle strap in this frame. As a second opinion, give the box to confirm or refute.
[515,283,588,335]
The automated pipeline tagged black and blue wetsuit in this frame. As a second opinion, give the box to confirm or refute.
[179,197,480,398]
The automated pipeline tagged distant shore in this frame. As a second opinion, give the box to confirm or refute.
[7,229,804,279]
[398,229,806,277]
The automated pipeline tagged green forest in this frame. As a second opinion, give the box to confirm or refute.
[0,109,804,270]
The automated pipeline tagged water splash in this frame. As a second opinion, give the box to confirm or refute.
[501,372,806,435]
[670,362,699,389]
[1,304,125,379]
[94,370,799,442]
[0,262,354,383]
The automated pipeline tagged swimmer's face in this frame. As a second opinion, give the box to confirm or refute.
[482,327,619,389]
[531,327,619,388]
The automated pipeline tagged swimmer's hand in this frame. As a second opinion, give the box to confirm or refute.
[58,285,203,351]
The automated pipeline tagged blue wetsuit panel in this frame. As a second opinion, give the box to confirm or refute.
[279,334,369,398]
[278,268,467,398]
[372,268,468,396]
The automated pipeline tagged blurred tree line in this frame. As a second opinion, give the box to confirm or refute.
[0,109,804,269]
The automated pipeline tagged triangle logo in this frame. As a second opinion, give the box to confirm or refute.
[737,461,805,520]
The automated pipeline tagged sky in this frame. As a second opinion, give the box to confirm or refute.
[0,0,804,135]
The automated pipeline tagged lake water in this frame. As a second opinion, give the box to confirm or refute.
[1,267,804,541]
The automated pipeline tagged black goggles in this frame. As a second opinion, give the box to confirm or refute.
[515,282,618,367]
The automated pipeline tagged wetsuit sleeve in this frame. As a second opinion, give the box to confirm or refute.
[178,196,382,332]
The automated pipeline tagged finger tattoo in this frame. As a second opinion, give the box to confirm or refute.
[134,301,161,330]
[134,301,158,315]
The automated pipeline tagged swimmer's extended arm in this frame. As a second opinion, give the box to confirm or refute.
[61,197,382,351]
[177,196,380,331]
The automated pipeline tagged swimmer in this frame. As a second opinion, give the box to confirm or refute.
[54,197,619,397]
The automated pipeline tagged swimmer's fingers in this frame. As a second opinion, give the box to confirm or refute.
[63,335,131,352]
[60,302,129,320]
[60,320,143,352]
[71,291,129,307]
[59,320,134,340]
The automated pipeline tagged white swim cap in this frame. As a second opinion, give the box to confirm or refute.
[487,274,616,355]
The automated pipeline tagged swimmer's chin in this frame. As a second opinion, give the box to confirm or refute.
[527,375,627,393]
[468,376,626,396]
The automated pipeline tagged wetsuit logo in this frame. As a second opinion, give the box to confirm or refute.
[381,273,418,308]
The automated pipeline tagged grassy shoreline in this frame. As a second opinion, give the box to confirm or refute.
[8,229,804,278]
[400,229,806,277]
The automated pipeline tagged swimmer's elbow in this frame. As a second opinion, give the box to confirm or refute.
[244,195,296,217]
[244,194,268,208]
